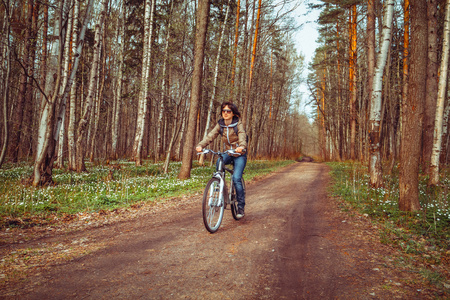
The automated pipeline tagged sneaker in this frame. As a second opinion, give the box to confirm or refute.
[236,207,245,219]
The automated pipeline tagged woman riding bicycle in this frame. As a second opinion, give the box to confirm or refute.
[196,102,247,219]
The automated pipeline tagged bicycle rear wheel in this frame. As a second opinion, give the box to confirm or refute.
[202,178,225,233]
[231,178,245,220]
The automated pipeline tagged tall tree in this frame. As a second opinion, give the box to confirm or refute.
[366,0,375,161]
[368,0,394,188]
[111,0,125,160]
[230,0,241,98]
[133,0,155,166]
[199,0,231,166]
[349,3,357,160]
[75,0,108,172]
[0,1,12,168]
[67,0,80,170]
[32,0,94,185]
[242,0,262,129]
[56,1,74,168]
[423,0,439,173]
[429,0,450,186]
[9,0,34,162]
[156,0,174,163]
[33,0,65,186]
[399,0,427,211]
[402,0,409,155]
[178,0,211,179]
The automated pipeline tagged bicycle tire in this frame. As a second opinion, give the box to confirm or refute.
[231,178,245,220]
[202,178,225,233]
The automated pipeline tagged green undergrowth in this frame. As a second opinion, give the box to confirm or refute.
[328,162,450,293]
[0,159,294,227]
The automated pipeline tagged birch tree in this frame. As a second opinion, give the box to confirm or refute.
[368,0,394,188]
[111,0,125,160]
[68,0,80,170]
[366,0,375,161]
[33,0,65,186]
[56,1,74,168]
[133,0,155,166]
[429,0,450,186]
[75,0,109,172]
[156,0,174,163]
[31,0,95,184]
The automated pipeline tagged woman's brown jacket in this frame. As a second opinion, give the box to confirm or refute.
[197,116,247,151]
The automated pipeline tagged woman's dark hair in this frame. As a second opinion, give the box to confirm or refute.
[221,102,241,117]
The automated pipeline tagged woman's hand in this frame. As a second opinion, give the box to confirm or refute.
[236,147,244,153]
[196,146,203,152]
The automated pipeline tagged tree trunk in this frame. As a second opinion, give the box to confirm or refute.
[368,0,394,188]
[423,0,439,173]
[164,103,182,173]
[38,0,49,113]
[133,0,155,166]
[55,0,93,173]
[365,0,376,165]
[230,0,241,98]
[90,41,105,162]
[175,101,188,160]
[56,3,74,168]
[22,0,39,160]
[428,0,450,186]
[401,0,410,163]
[242,0,262,129]
[9,0,34,162]
[32,0,65,186]
[399,0,427,211]
[0,5,12,168]
[67,0,80,170]
[178,0,210,180]
[156,0,173,163]
[198,0,230,165]
[75,0,108,172]
[111,0,125,160]
[349,4,357,160]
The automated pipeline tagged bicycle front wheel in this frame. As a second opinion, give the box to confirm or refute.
[202,178,225,233]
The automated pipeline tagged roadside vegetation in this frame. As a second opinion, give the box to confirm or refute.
[329,162,450,293]
[0,159,295,228]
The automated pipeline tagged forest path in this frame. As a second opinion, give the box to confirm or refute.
[1,162,432,299]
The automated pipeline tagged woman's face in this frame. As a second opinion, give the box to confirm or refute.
[222,105,234,121]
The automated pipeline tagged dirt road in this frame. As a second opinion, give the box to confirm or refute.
[0,162,438,299]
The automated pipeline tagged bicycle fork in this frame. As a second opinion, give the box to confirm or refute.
[210,173,225,207]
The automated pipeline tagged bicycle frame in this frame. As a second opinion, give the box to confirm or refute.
[203,149,237,206]
[200,150,242,220]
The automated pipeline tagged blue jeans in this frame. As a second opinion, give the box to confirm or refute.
[218,153,247,209]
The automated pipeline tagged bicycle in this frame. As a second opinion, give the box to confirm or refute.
[197,149,246,233]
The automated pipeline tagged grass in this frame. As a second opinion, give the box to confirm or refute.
[0,159,295,227]
[328,162,450,293]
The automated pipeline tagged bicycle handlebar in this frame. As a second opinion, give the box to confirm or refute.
[197,149,244,156]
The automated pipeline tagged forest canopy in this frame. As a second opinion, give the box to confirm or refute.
[0,0,315,183]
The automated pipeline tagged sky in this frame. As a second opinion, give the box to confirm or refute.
[293,1,321,119]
